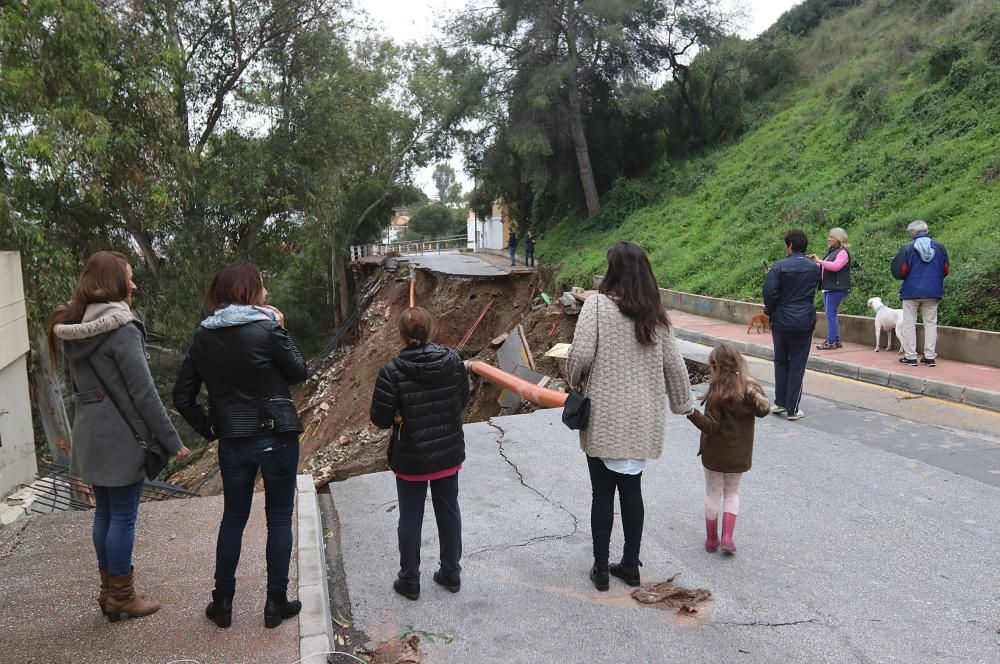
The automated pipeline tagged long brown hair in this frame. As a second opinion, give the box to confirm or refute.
[701,344,752,413]
[599,240,670,345]
[47,251,131,361]
[203,263,265,314]
[399,307,433,348]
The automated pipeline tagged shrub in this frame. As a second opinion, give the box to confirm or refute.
[927,38,966,81]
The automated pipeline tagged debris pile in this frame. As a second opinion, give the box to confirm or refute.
[631,579,713,614]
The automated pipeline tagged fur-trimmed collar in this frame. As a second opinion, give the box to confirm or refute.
[53,302,136,341]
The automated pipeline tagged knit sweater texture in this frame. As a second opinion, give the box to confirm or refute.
[567,294,693,460]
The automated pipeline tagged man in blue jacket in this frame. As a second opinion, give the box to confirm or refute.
[891,220,949,367]
[763,228,821,421]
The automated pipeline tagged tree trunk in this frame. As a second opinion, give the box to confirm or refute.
[127,222,163,284]
[30,333,72,465]
[330,225,341,327]
[336,254,351,323]
[564,16,601,218]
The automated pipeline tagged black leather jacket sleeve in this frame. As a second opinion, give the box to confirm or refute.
[172,351,216,441]
[370,364,398,429]
[267,323,308,385]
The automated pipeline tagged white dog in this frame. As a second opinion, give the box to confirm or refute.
[867,297,903,352]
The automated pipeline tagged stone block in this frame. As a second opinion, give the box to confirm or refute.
[922,380,966,404]
[887,371,926,395]
[828,360,860,380]
[299,633,332,663]
[962,387,1000,412]
[857,366,891,387]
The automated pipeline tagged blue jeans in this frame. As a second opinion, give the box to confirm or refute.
[509,246,516,265]
[395,473,462,581]
[92,480,145,576]
[215,433,299,593]
[824,290,849,343]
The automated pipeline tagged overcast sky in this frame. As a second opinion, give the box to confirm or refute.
[359,0,804,197]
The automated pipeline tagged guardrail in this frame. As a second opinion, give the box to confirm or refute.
[351,235,469,261]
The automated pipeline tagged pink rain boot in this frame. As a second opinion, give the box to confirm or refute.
[720,512,737,554]
[705,518,719,552]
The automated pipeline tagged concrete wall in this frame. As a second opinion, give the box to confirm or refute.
[467,214,505,251]
[592,277,1000,368]
[0,252,37,499]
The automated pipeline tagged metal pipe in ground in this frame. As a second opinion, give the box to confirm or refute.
[466,361,568,408]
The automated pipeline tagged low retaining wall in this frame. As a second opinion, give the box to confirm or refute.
[591,279,999,369]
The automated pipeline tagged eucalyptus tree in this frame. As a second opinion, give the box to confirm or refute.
[449,0,738,219]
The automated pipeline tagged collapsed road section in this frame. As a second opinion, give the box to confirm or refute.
[168,254,706,494]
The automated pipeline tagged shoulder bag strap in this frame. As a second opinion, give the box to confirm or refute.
[84,336,151,452]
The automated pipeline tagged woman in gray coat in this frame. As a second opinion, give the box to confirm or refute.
[567,241,694,591]
[49,251,189,622]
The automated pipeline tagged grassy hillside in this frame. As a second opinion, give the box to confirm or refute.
[537,0,1000,330]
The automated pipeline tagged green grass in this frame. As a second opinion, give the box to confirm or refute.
[538,0,1000,330]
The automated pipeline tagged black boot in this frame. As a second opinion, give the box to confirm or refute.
[590,565,609,592]
[393,577,420,601]
[205,589,234,628]
[433,569,461,593]
[264,591,302,629]
[609,560,643,587]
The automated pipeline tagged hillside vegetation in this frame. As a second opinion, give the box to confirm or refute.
[537,0,1000,330]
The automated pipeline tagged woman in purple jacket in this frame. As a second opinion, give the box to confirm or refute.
[809,227,851,350]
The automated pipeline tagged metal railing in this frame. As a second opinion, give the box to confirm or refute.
[27,461,198,514]
[351,235,469,261]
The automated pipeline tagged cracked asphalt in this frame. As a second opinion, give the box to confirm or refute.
[327,388,1000,663]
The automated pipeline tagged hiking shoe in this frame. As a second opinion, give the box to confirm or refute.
[609,561,642,587]
[770,405,786,415]
[899,357,918,366]
[787,410,805,421]
[815,341,837,350]
[590,565,609,592]
[920,357,936,367]
[393,578,420,601]
[432,570,461,593]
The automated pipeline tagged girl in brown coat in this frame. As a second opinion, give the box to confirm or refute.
[687,344,770,554]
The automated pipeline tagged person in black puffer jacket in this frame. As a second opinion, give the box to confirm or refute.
[370,306,469,601]
[173,263,307,629]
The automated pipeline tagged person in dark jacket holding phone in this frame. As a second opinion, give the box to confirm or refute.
[762,229,820,421]
[50,251,189,622]
[370,307,469,601]
[173,263,308,629]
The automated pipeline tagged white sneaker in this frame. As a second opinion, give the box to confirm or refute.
[787,410,805,421]
[770,405,786,414]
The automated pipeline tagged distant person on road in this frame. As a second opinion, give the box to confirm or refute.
[524,230,537,267]
[508,229,518,266]
[891,220,949,367]
[173,263,308,629]
[808,227,852,350]
[370,307,470,601]
[762,228,820,421]
[568,241,694,592]
[687,344,770,555]
[49,251,189,622]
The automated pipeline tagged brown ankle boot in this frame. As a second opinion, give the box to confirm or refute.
[105,570,161,622]
[98,569,110,615]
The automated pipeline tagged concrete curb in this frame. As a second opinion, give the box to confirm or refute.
[673,327,1000,412]
[296,474,335,664]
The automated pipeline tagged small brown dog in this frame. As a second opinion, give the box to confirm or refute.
[747,312,769,334]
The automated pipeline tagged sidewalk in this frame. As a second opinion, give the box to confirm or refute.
[0,480,332,664]
[669,309,1000,411]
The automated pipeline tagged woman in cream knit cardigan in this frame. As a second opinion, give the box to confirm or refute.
[567,241,694,591]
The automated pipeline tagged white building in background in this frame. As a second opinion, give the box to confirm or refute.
[0,252,37,500]
[466,200,511,252]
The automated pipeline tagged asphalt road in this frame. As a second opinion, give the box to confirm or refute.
[326,363,1000,663]
[402,252,511,277]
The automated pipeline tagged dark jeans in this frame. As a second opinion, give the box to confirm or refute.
[395,473,462,581]
[92,480,144,576]
[586,455,644,569]
[509,246,516,265]
[525,248,535,267]
[823,290,848,343]
[772,329,813,414]
[215,433,299,593]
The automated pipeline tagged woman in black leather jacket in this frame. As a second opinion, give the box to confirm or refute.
[173,263,308,629]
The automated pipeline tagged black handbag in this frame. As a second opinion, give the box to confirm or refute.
[563,295,599,431]
[84,350,168,481]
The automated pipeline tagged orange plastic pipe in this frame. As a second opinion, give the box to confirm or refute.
[467,361,568,408]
